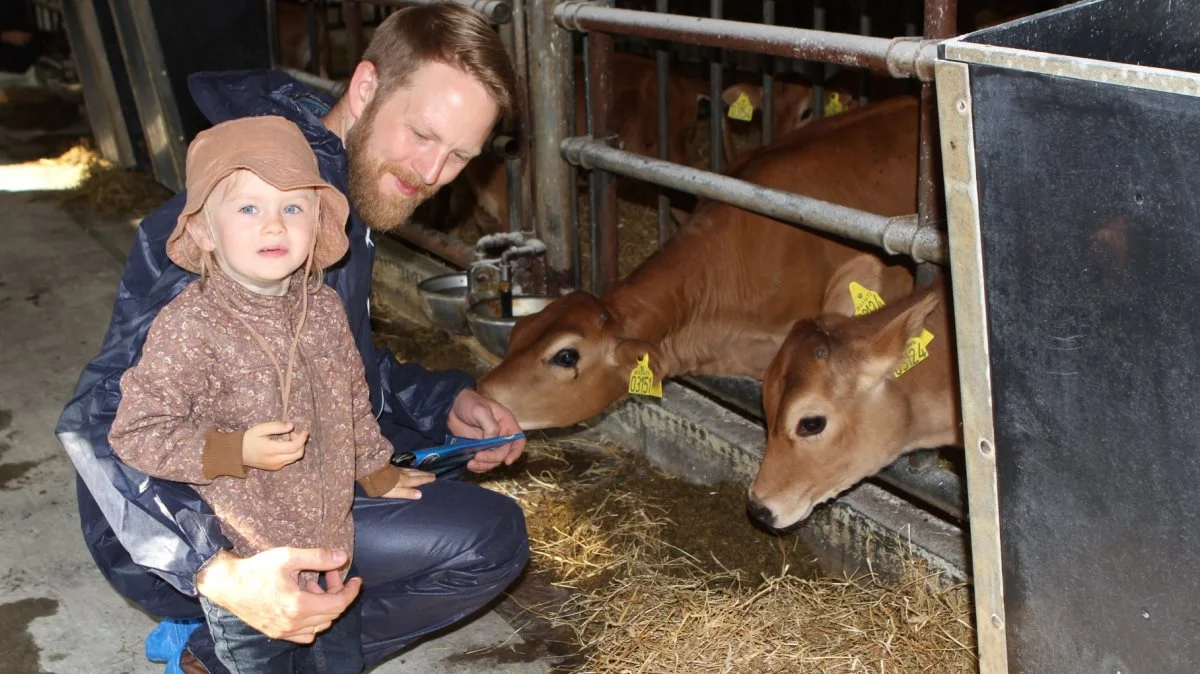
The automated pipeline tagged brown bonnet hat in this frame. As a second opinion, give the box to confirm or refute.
[167,115,350,274]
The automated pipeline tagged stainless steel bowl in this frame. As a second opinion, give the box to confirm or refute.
[417,273,471,335]
[466,295,559,358]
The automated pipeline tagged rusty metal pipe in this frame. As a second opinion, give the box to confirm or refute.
[561,138,947,265]
[917,0,957,269]
[654,0,671,245]
[585,26,619,296]
[507,0,534,235]
[344,0,364,67]
[266,0,279,69]
[708,0,724,174]
[307,0,320,75]
[362,0,513,24]
[386,228,476,270]
[761,0,775,145]
[557,3,939,81]
[528,0,574,282]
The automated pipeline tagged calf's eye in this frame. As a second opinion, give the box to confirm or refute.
[798,415,827,436]
[550,348,580,368]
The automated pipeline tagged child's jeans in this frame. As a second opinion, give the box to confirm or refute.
[198,590,363,674]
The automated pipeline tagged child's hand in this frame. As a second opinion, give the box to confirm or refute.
[243,421,308,471]
[381,468,436,500]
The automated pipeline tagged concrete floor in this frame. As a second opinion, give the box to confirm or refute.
[0,144,547,673]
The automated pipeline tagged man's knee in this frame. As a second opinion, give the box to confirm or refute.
[351,480,529,585]
[464,485,529,575]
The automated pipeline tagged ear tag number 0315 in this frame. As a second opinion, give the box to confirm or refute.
[628,354,663,397]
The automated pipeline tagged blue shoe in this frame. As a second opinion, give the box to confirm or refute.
[145,618,204,674]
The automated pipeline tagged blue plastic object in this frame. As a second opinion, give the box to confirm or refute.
[391,433,525,475]
[145,618,204,674]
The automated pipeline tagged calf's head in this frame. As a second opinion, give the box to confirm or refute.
[478,291,664,429]
[749,287,940,531]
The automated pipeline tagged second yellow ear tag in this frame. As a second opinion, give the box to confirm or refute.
[893,329,935,378]
[848,281,886,316]
[628,354,663,398]
[825,92,846,117]
[727,92,755,121]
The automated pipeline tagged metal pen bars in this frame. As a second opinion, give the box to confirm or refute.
[558,1,948,293]
[558,0,958,521]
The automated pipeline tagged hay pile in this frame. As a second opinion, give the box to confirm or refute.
[50,141,172,220]
[484,438,977,673]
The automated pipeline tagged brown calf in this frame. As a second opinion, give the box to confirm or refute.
[459,52,709,231]
[720,77,859,164]
[477,97,921,430]
[749,255,961,531]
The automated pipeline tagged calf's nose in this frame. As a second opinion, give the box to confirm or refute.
[746,498,775,528]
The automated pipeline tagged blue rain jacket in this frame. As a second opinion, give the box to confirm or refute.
[55,69,474,618]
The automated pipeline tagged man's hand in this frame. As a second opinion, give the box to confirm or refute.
[447,389,526,473]
[195,548,361,643]
[243,421,308,471]
[381,467,437,500]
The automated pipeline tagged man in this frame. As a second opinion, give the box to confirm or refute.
[55,4,529,672]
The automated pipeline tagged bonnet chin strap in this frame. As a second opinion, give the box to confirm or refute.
[207,196,322,421]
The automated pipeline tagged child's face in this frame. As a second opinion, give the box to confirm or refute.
[195,172,318,296]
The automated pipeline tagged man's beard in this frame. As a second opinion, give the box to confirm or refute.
[345,99,436,233]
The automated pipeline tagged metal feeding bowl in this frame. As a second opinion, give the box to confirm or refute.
[467,295,559,358]
[417,273,472,335]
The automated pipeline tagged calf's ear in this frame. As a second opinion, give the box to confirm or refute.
[855,293,940,387]
[822,254,886,317]
[721,83,764,110]
[610,337,666,383]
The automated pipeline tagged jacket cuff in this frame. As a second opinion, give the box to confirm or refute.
[202,430,247,480]
[358,465,401,497]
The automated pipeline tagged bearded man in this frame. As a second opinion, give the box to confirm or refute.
[56,5,529,672]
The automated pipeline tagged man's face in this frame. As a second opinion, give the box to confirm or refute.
[346,61,499,232]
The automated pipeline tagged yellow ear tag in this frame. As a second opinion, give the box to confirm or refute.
[628,354,663,397]
[893,330,935,378]
[848,281,886,316]
[824,92,846,117]
[727,92,755,121]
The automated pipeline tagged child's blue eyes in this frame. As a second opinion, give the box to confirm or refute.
[237,205,304,215]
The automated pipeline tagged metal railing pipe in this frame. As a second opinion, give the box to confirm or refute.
[654,0,671,245]
[345,0,365,67]
[708,0,724,174]
[556,3,939,81]
[561,138,948,265]
[388,227,476,270]
[362,0,513,24]
[266,0,279,69]
[528,0,575,281]
[761,0,775,145]
[917,0,957,233]
[585,22,619,296]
